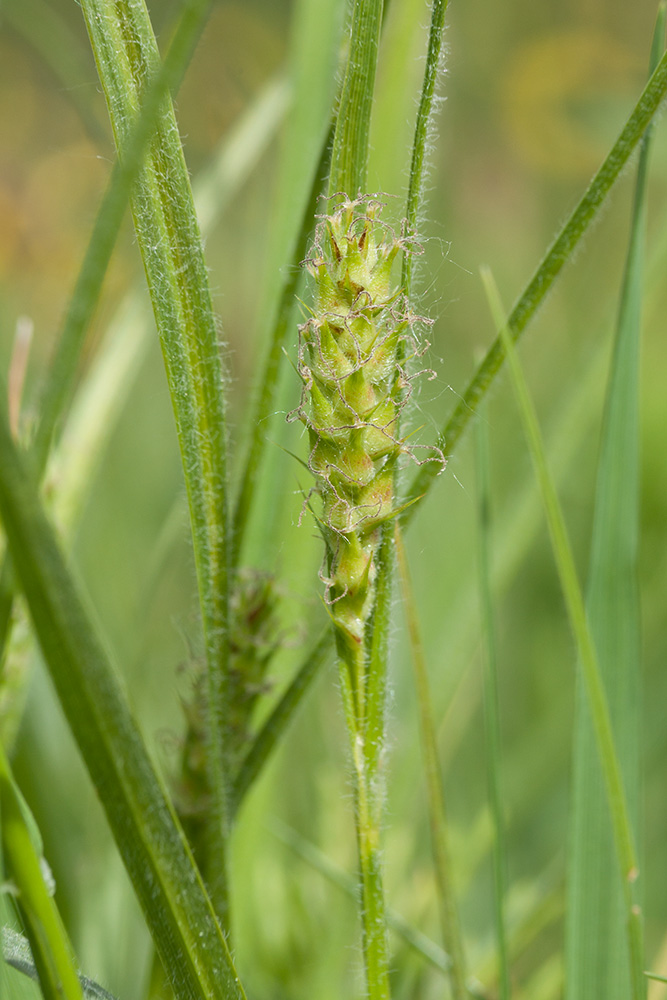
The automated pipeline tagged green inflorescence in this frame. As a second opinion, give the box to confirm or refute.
[177,570,282,832]
[292,195,440,650]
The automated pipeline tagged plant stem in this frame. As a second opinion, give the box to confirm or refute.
[338,636,390,1000]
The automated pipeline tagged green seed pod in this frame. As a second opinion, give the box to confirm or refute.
[293,195,427,650]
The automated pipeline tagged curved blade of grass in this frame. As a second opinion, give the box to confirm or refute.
[474,411,510,1000]
[395,524,468,1000]
[402,44,667,522]
[481,269,644,1000]
[565,10,664,997]
[3,928,118,1000]
[328,0,384,196]
[0,744,83,1000]
[0,398,246,1000]
[79,0,233,921]
[231,627,331,815]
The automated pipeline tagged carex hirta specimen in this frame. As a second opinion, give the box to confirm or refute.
[292,195,431,654]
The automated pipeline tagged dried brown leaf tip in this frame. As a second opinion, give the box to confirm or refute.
[290,195,443,650]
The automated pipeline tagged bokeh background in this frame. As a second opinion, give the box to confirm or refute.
[1,0,666,997]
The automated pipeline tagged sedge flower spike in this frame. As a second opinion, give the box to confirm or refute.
[291,195,439,650]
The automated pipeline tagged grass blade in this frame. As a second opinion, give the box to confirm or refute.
[395,524,468,1000]
[565,9,664,997]
[481,269,644,1000]
[78,0,232,920]
[475,412,510,1000]
[402,45,667,523]
[0,743,83,1000]
[0,397,246,1000]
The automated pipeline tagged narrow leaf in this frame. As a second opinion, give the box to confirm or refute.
[565,9,664,997]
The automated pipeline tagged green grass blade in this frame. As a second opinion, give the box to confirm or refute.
[0,744,83,1000]
[395,525,468,1000]
[402,0,449,297]
[79,0,232,920]
[475,412,510,1000]
[0,400,246,1000]
[3,928,118,1000]
[231,627,332,814]
[565,10,664,997]
[328,0,385,195]
[402,45,667,523]
[481,269,644,1000]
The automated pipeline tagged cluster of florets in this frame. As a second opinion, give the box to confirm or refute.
[291,196,426,646]
[177,570,282,827]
